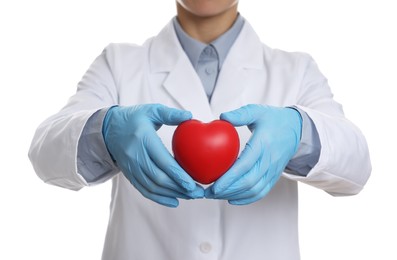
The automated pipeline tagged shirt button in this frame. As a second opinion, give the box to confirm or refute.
[204,47,212,55]
[205,67,215,74]
[199,242,212,254]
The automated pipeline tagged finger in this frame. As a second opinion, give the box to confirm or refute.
[186,184,206,199]
[220,104,267,126]
[211,133,263,194]
[137,143,187,191]
[126,173,180,208]
[136,154,204,199]
[214,176,267,200]
[137,176,191,200]
[204,186,215,199]
[228,175,280,205]
[150,104,192,126]
[127,166,204,205]
[115,137,203,199]
[144,131,197,192]
[211,155,270,199]
[210,151,270,199]
[217,148,271,197]
[213,156,285,202]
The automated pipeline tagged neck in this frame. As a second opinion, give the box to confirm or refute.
[176,4,238,44]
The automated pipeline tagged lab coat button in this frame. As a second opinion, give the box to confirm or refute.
[199,242,212,253]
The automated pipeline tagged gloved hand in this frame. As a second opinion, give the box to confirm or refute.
[102,104,204,207]
[205,104,302,205]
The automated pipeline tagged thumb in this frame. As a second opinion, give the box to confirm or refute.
[220,104,265,126]
[151,104,192,126]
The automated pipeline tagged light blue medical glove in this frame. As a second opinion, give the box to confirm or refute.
[206,104,302,205]
[102,104,204,207]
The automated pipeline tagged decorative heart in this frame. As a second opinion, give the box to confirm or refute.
[172,119,240,184]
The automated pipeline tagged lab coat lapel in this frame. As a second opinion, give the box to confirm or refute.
[210,21,265,116]
[163,59,214,121]
[149,20,265,120]
[149,21,214,122]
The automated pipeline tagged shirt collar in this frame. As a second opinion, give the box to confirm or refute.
[173,14,245,69]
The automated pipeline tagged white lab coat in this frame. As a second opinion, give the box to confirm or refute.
[29,19,371,260]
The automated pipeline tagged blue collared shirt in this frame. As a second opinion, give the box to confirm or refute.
[173,15,244,100]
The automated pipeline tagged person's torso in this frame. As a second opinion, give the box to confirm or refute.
[101,20,307,260]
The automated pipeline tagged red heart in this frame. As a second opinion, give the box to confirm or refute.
[172,119,240,184]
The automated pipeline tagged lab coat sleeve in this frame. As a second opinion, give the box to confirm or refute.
[283,55,371,196]
[28,44,122,190]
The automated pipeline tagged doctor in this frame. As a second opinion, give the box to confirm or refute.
[29,0,371,259]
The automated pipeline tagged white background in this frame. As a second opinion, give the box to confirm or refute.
[0,0,396,259]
